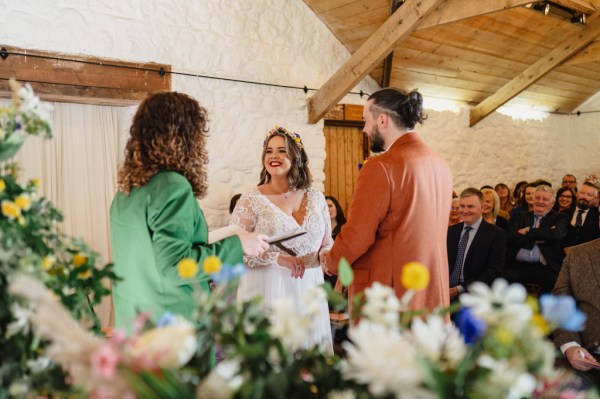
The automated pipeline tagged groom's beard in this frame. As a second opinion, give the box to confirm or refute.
[369,125,385,153]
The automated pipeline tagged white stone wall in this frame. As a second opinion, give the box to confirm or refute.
[3,0,600,232]
[420,108,600,195]
[1,0,379,228]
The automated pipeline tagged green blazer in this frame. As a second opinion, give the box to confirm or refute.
[110,171,243,330]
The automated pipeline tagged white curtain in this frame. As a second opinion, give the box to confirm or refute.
[6,100,121,328]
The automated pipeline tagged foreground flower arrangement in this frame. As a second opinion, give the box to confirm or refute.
[1,81,593,399]
[9,253,594,399]
[0,81,118,397]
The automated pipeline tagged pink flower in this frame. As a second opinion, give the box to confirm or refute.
[91,343,120,380]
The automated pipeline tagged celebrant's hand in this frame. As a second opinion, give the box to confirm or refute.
[238,231,270,257]
[278,254,305,278]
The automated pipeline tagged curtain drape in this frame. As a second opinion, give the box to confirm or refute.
[5,100,120,327]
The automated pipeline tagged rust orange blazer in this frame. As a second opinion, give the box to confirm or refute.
[326,133,453,313]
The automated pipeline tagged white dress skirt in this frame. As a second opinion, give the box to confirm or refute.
[231,187,333,353]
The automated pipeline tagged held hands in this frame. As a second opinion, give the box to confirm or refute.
[238,231,270,257]
[320,249,333,276]
[565,346,596,372]
[278,254,305,278]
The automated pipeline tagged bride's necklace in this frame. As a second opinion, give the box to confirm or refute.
[270,184,296,198]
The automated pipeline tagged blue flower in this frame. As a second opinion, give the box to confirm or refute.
[156,311,178,327]
[539,294,586,331]
[454,307,486,344]
[211,263,246,283]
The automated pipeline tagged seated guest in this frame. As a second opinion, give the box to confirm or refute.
[563,181,600,253]
[495,182,514,216]
[325,195,346,240]
[448,188,506,301]
[553,187,575,213]
[504,185,568,294]
[449,197,461,226]
[481,188,509,232]
[509,182,537,220]
[561,174,578,193]
[553,238,600,389]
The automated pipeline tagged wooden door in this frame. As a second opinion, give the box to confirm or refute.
[324,124,368,217]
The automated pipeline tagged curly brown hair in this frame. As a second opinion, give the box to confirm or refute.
[117,91,209,198]
[258,130,312,190]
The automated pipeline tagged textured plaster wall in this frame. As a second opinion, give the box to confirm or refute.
[419,108,600,195]
[2,0,600,230]
[0,0,380,228]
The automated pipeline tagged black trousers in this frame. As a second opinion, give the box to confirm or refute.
[502,261,558,294]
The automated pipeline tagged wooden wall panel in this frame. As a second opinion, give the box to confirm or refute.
[324,124,367,217]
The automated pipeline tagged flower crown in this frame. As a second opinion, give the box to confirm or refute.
[263,126,303,150]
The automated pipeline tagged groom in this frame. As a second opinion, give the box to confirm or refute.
[322,88,453,313]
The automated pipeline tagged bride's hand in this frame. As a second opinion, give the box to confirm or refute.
[237,231,270,257]
[278,254,305,278]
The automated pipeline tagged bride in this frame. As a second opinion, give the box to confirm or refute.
[231,126,333,352]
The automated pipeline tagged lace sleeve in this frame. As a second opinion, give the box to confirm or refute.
[230,193,279,268]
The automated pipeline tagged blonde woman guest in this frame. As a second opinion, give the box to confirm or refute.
[495,183,514,216]
[449,197,461,226]
[231,126,333,352]
[482,188,508,232]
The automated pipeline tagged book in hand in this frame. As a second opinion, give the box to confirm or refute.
[208,226,306,245]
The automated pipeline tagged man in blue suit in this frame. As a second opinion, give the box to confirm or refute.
[448,188,506,300]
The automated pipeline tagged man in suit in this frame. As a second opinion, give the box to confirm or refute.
[564,181,600,252]
[504,185,569,293]
[322,88,453,314]
[553,238,600,387]
[448,188,506,300]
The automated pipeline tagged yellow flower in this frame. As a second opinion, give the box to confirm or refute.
[178,258,198,279]
[531,314,550,336]
[72,253,88,267]
[31,178,41,189]
[494,326,514,346]
[17,216,25,226]
[78,269,92,280]
[0,179,5,193]
[1,200,21,219]
[14,193,31,211]
[400,262,430,291]
[202,256,222,274]
[41,255,56,271]
[526,295,540,314]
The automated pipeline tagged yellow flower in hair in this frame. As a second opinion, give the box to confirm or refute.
[41,255,56,271]
[0,179,5,193]
[15,193,31,211]
[202,256,222,274]
[73,253,88,267]
[400,261,430,291]
[2,200,21,219]
[178,258,198,279]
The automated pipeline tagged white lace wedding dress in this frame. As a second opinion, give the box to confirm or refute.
[230,186,333,352]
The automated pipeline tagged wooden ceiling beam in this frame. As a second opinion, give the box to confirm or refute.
[307,0,533,124]
[550,0,600,15]
[307,0,446,124]
[565,39,600,64]
[469,12,600,126]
